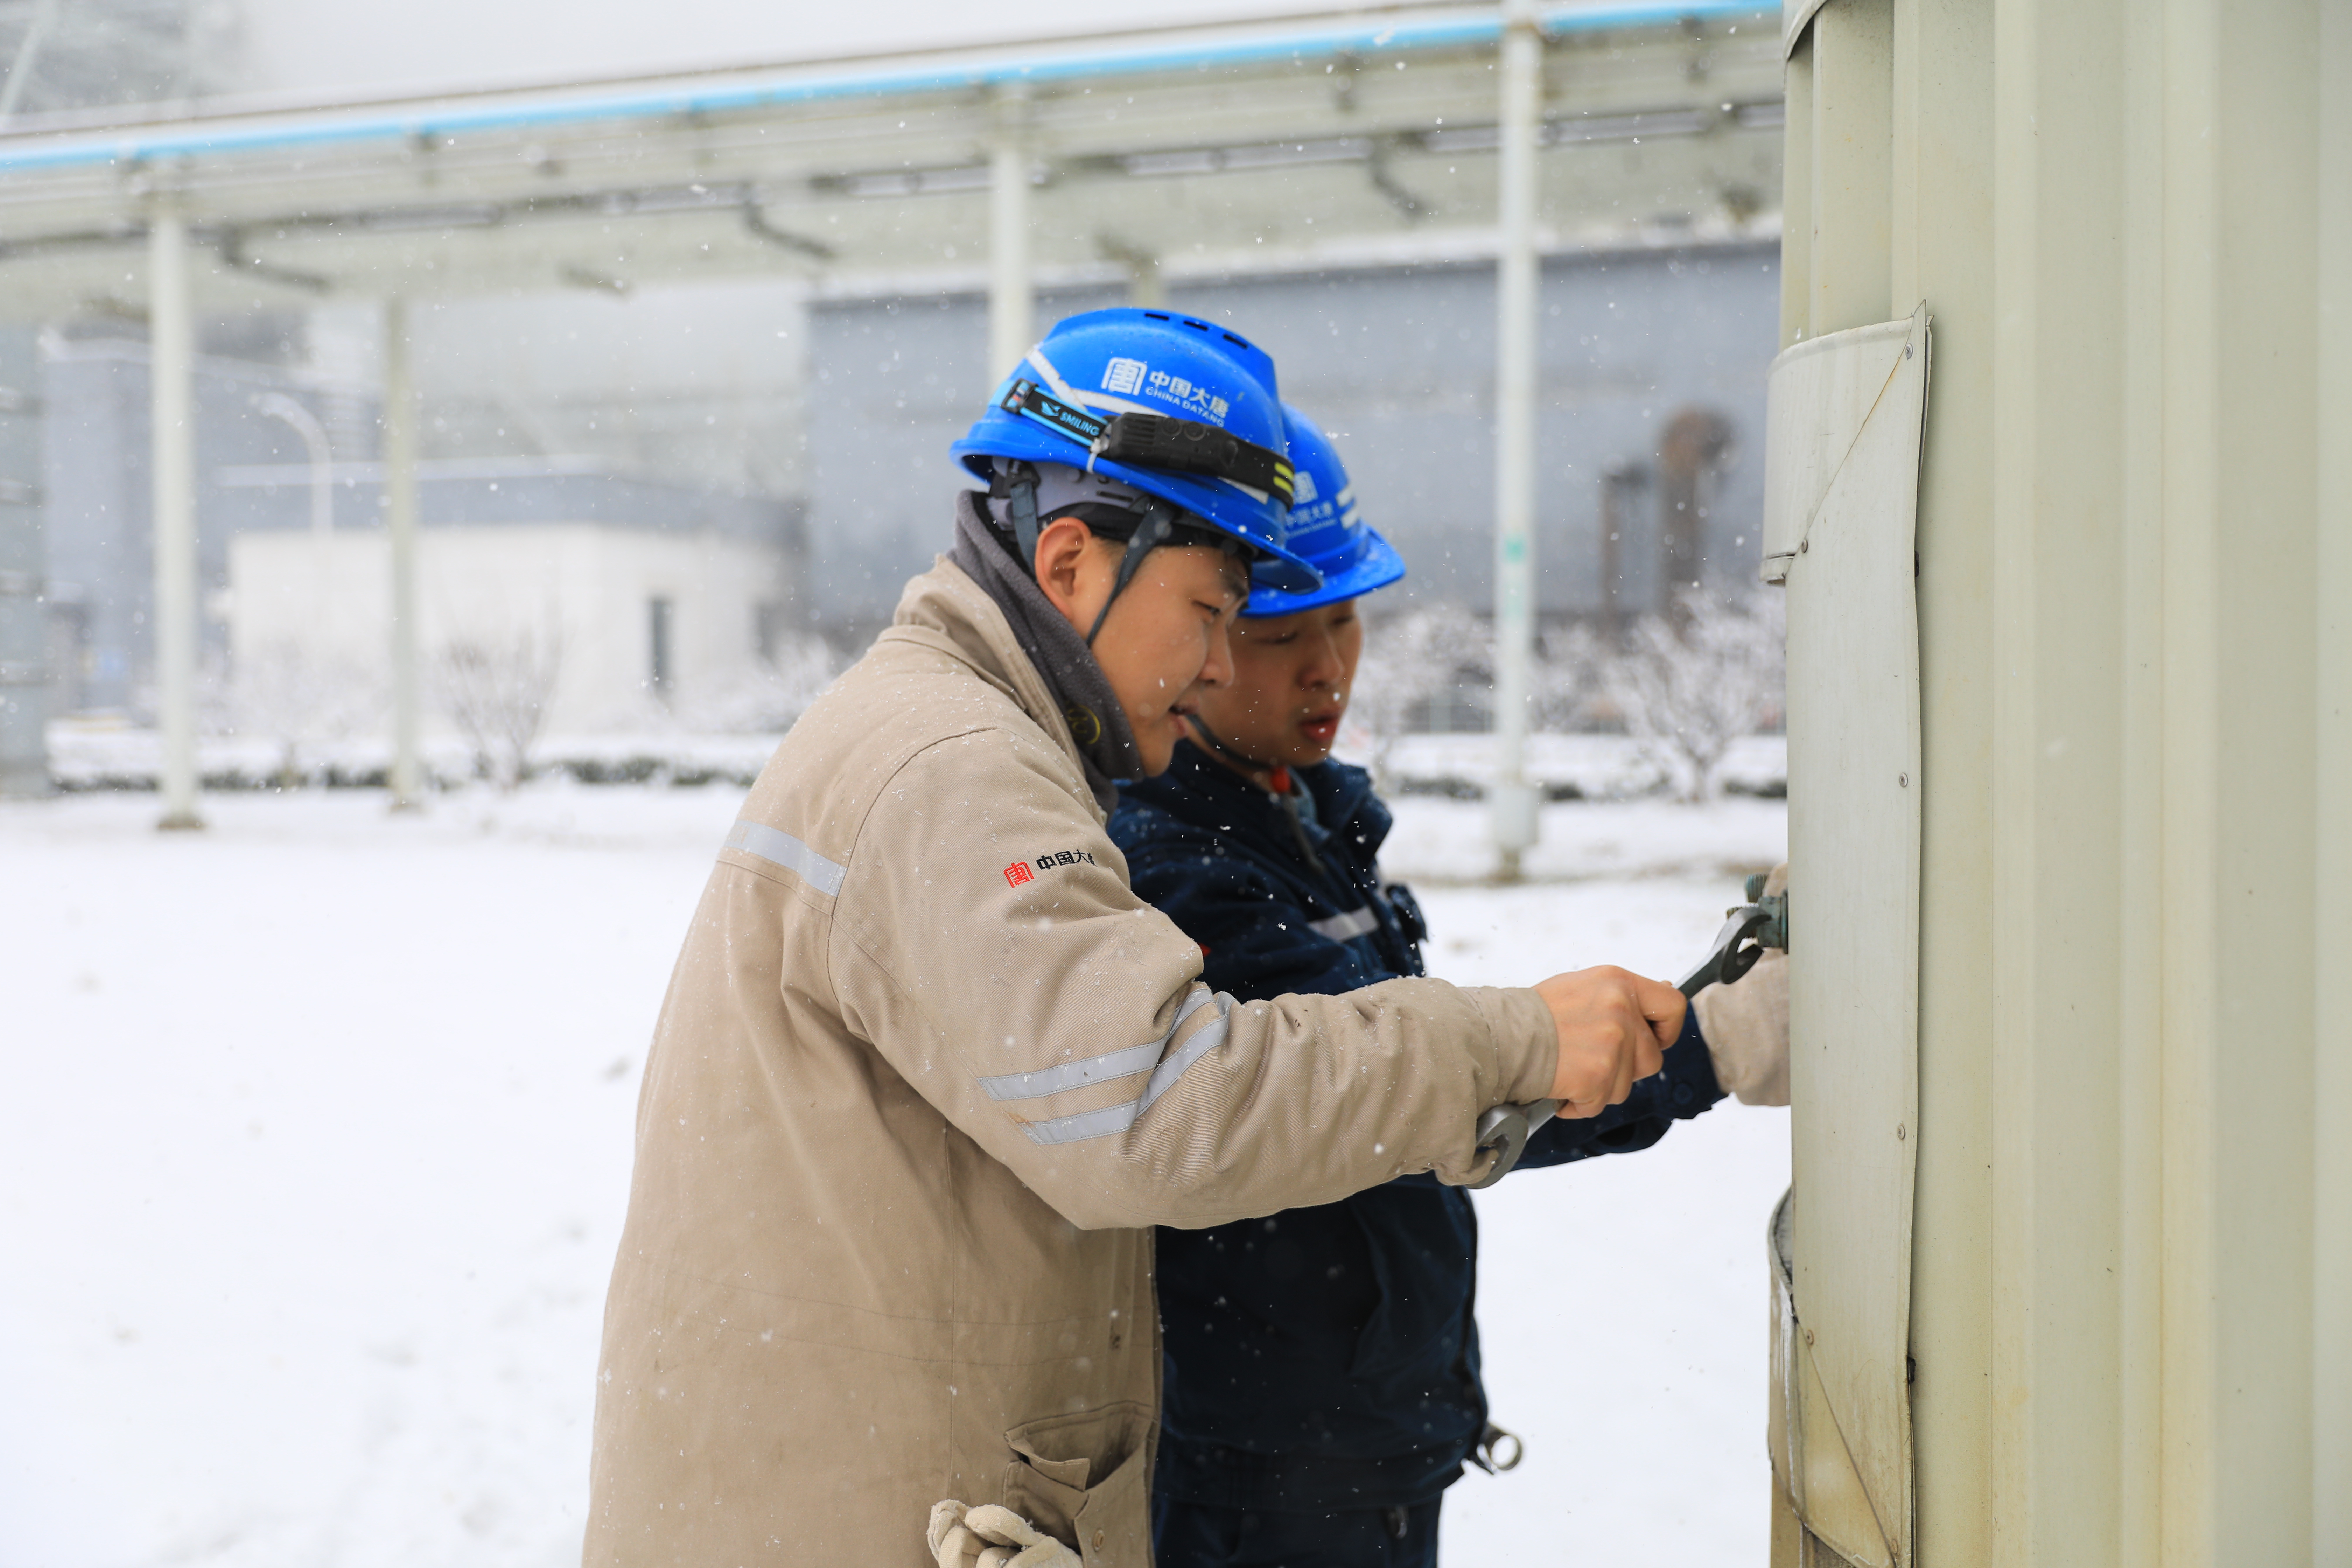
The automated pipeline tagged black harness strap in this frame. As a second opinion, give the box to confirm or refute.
[1001,380,1110,449]
[989,460,1045,568]
[1008,470,1042,568]
[999,380,1293,505]
[1095,411,1294,505]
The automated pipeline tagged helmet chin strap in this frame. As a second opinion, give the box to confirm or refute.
[1184,712,1275,777]
[1083,500,1179,646]
[997,466,1217,650]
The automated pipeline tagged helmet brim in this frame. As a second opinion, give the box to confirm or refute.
[1242,525,1406,617]
[950,426,1323,594]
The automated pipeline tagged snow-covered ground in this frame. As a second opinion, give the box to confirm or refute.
[0,782,1786,1568]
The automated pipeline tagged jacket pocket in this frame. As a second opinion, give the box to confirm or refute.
[1001,1401,1153,1568]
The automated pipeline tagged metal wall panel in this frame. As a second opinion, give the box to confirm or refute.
[1770,306,1925,1567]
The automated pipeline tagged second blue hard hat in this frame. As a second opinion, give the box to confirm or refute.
[1243,404,1406,616]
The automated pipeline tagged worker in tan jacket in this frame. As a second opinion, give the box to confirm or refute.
[586,309,1687,1568]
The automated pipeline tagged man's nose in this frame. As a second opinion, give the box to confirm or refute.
[1301,632,1345,688]
[1199,617,1236,688]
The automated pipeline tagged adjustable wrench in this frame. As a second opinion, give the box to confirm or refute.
[1465,877,1788,1190]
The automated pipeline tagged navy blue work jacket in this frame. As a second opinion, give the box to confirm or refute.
[1110,743,1726,1512]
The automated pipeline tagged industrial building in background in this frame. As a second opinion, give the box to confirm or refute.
[805,249,1774,638]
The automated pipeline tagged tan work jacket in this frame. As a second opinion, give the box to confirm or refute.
[586,558,1558,1567]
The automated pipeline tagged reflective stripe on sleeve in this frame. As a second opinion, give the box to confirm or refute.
[1018,988,1233,1146]
[983,988,1212,1102]
[1306,905,1379,943]
[722,820,848,897]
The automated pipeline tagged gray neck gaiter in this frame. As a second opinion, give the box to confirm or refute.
[949,491,1146,811]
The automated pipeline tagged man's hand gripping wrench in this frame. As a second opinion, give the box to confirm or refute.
[1465,877,1788,1190]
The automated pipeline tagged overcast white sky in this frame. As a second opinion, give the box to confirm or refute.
[231,0,1387,101]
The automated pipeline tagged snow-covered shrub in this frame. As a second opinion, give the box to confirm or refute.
[1350,602,1492,793]
[1604,587,1785,803]
[436,628,564,789]
[1531,621,1604,734]
[205,641,385,787]
[674,629,840,735]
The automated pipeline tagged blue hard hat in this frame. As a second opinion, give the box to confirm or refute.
[951,308,1322,594]
[1243,404,1406,616]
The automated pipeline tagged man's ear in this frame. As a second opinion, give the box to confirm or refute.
[1031,514,1103,625]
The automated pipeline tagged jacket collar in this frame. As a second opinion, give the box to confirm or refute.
[880,545,1112,820]
[1148,741,1391,862]
[945,493,1148,799]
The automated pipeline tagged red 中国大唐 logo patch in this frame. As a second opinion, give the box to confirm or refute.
[1006,849,1096,888]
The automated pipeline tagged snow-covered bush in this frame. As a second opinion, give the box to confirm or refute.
[436,628,565,789]
[1350,601,1492,793]
[204,641,385,787]
[674,629,840,735]
[1604,587,1785,803]
[1531,621,1604,734]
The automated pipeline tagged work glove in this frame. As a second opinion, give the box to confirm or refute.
[928,1501,1084,1568]
[1692,862,1790,1107]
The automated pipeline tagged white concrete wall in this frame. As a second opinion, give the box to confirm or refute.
[226,523,787,734]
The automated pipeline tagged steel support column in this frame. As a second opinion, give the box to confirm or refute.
[149,203,201,831]
[988,84,1034,388]
[0,327,46,798]
[1488,0,1542,880]
[384,299,422,811]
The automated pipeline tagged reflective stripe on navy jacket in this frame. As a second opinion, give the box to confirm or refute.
[1110,743,1727,1512]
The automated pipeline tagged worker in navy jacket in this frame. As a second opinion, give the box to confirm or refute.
[1109,405,1792,1568]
